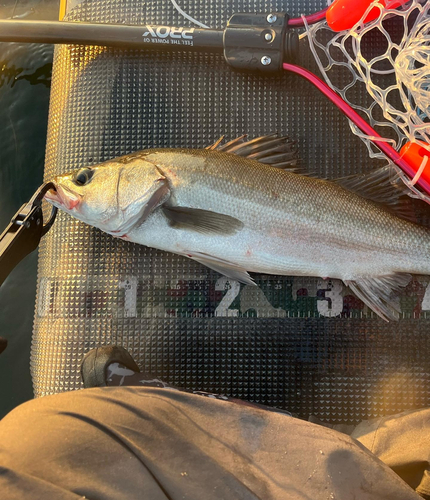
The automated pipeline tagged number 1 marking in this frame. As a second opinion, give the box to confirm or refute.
[119,277,138,318]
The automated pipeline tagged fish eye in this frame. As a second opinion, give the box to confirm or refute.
[74,168,94,186]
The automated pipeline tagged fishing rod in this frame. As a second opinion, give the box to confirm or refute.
[0,14,301,69]
[0,1,409,53]
[0,11,328,53]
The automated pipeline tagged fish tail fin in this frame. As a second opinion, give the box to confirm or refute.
[345,273,412,322]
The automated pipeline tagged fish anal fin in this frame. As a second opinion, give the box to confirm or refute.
[345,273,411,322]
[163,206,244,235]
[186,251,256,286]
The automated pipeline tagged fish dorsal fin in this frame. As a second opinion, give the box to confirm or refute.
[335,165,417,223]
[206,135,226,150]
[345,273,411,322]
[206,134,298,170]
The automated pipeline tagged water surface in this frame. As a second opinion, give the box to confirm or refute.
[0,37,53,418]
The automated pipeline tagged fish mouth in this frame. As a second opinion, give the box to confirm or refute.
[45,184,81,210]
[44,186,61,205]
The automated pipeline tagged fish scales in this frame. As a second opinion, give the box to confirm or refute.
[140,149,428,277]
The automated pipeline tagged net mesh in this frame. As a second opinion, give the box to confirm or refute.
[305,0,430,201]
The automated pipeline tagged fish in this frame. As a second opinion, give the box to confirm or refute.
[45,134,429,321]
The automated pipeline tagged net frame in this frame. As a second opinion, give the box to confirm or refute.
[304,0,430,201]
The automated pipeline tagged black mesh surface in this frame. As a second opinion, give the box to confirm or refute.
[31,0,430,424]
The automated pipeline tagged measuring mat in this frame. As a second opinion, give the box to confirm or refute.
[32,0,430,424]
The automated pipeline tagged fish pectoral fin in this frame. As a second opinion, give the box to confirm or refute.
[187,251,256,286]
[162,206,244,235]
[207,134,299,171]
[345,273,412,322]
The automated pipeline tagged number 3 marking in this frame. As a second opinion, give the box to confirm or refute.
[317,279,343,317]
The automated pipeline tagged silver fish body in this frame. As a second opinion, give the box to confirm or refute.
[135,149,430,278]
[46,140,430,320]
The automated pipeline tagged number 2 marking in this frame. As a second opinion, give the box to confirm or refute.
[421,281,430,311]
[214,278,240,317]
